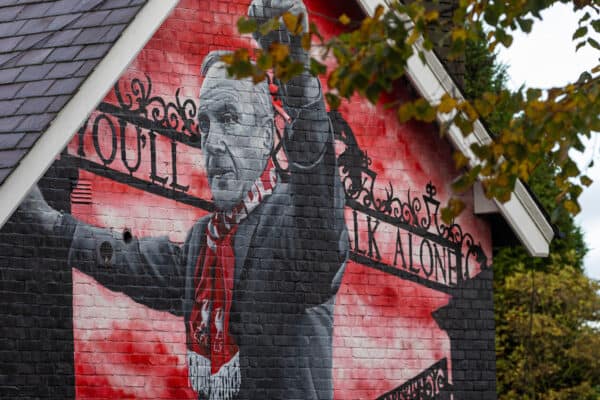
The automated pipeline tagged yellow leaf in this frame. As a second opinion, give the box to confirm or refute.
[397,103,414,123]
[301,33,311,51]
[270,43,289,62]
[425,10,439,22]
[563,200,581,215]
[438,95,457,114]
[452,28,467,41]
[581,175,593,187]
[339,13,351,25]
[282,12,299,33]
[474,98,493,117]
[453,152,469,169]
[407,29,419,46]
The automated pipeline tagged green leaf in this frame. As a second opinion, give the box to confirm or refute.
[588,37,600,50]
[237,17,258,34]
[259,18,281,36]
[325,93,341,109]
[573,26,588,40]
[441,198,465,224]
[517,18,533,33]
[365,83,382,104]
[309,58,326,76]
[581,175,593,187]
[562,159,580,178]
[578,12,591,24]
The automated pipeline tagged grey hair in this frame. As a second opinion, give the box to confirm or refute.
[200,50,273,120]
[200,50,232,77]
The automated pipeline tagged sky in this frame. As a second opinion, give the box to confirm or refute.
[496,3,600,280]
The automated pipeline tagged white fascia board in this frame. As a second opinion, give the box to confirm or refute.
[355,0,553,257]
[0,0,179,228]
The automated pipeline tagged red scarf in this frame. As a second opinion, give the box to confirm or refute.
[187,159,277,399]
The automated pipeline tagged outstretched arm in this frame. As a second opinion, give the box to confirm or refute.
[15,185,187,315]
[249,0,349,304]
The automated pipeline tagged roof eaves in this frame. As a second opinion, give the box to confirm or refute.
[0,0,180,228]
[355,0,553,257]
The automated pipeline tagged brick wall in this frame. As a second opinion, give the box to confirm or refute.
[0,0,495,398]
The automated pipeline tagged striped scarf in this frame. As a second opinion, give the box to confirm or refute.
[187,159,277,399]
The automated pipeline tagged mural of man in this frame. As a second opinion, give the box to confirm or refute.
[16,0,348,399]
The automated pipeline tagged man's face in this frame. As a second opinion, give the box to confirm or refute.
[198,63,273,211]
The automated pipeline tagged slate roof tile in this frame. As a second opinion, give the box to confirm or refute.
[107,7,139,24]
[99,0,134,9]
[15,113,54,132]
[46,46,83,63]
[0,98,24,116]
[15,132,40,149]
[71,10,111,29]
[46,95,69,113]
[0,0,148,187]
[15,3,52,20]
[46,13,80,31]
[45,78,81,96]
[13,48,52,67]
[44,29,83,48]
[71,0,105,13]
[105,24,127,42]
[15,64,55,82]
[0,52,20,68]
[75,60,98,77]
[0,67,22,83]
[0,132,24,148]
[0,5,22,21]
[0,82,24,100]
[15,79,53,98]
[18,97,54,115]
[0,20,25,38]
[13,32,49,51]
[0,116,24,134]
[0,168,10,183]
[16,16,53,36]
[72,26,112,45]
[0,35,22,51]
[46,62,85,80]
[0,148,26,168]
[0,0,36,6]
[75,43,111,60]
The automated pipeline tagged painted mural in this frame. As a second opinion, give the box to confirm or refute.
[3,0,495,399]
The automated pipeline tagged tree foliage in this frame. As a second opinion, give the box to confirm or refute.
[227,0,600,222]
[495,261,600,399]
[462,25,600,400]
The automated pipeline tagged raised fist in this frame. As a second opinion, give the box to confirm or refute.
[248,0,308,50]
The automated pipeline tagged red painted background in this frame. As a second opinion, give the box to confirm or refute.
[64,0,492,398]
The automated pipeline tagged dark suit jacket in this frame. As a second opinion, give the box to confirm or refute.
[66,101,349,399]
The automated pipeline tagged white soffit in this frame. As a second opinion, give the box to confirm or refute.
[356,0,553,257]
[0,0,180,228]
